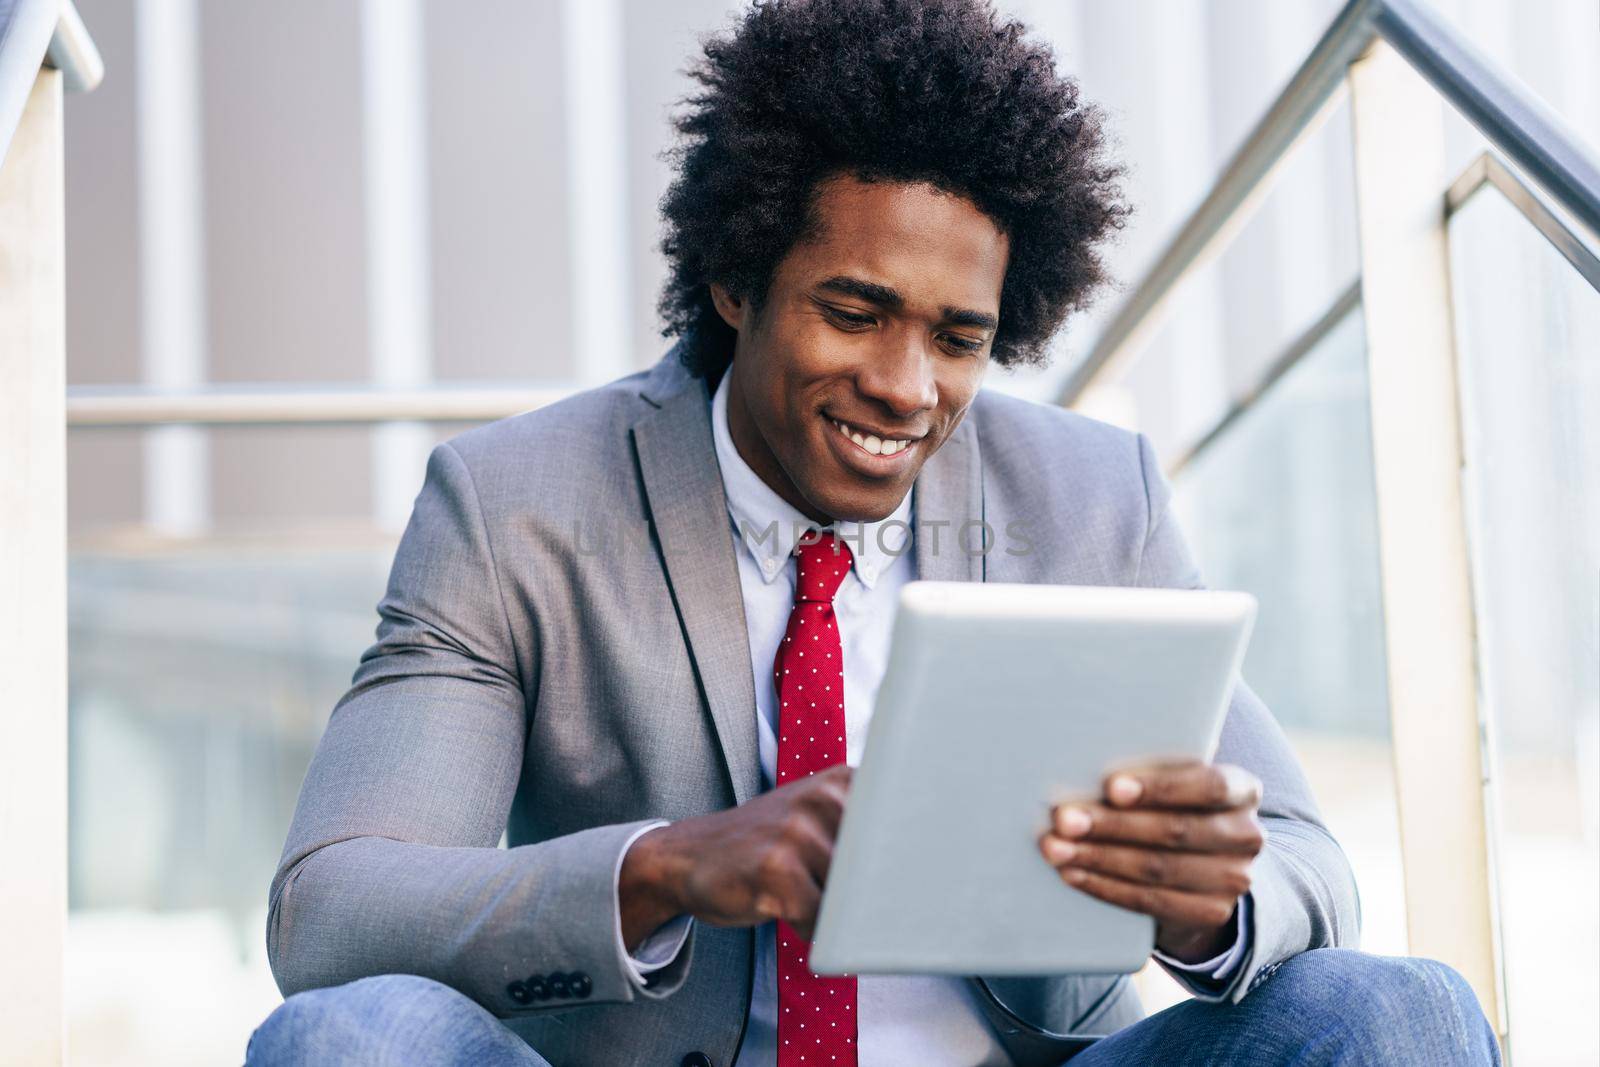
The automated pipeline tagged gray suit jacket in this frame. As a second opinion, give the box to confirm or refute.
[267,350,1360,1066]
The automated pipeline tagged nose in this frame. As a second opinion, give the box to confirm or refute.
[856,329,937,420]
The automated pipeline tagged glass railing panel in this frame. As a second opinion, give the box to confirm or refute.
[66,541,396,1065]
[1170,303,1407,963]
[1447,187,1600,1066]
[1047,94,1361,455]
[65,418,493,540]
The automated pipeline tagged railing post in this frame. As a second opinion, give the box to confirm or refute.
[1346,37,1506,1041]
[0,67,67,1065]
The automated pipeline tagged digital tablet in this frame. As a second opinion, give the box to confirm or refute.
[809,581,1256,976]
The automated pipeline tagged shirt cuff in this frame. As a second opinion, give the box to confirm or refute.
[1151,893,1252,982]
[613,820,694,986]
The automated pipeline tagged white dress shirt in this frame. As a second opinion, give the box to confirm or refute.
[613,371,1251,1064]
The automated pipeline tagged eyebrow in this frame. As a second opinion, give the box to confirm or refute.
[814,275,998,332]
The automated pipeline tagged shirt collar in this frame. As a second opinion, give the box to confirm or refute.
[710,368,913,588]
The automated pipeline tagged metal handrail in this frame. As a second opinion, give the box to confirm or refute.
[0,0,100,166]
[1059,0,1600,406]
[1174,144,1600,476]
[1446,151,1600,292]
[1169,280,1362,476]
[65,383,576,428]
[45,0,101,93]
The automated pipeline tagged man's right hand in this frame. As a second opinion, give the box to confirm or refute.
[618,764,851,950]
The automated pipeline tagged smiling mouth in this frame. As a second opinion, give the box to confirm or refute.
[829,416,920,457]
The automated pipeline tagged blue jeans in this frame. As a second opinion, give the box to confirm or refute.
[244,949,1499,1066]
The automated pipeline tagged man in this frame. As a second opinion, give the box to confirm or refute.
[247,1,1498,1064]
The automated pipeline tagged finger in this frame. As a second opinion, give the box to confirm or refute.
[1104,763,1262,811]
[1040,835,1253,896]
[778,915,821,950]
[783,874,823,941]
[798,771,851,837]
[1052,804,1265,855]
[1057,866,1240,930]
[784,815,837,887]
[754,851,823,936]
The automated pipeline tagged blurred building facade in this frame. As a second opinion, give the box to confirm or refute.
[57,2,1598,1065]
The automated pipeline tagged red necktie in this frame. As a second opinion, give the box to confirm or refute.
[774,531,858,1066]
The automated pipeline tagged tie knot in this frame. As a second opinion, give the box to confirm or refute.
[793,531,853,603]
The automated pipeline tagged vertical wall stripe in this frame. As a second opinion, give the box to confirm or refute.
[361,0,435,531]
[562,0,632,384]
[134,0,209,535]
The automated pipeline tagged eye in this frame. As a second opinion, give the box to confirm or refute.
[938,332,986,354]
[820,304,876,331]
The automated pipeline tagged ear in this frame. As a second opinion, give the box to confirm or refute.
[709,282,747,332]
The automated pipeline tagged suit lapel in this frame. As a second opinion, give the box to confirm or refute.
[914,415,985,583]
[629,352,988,803]
[632,366,762,806]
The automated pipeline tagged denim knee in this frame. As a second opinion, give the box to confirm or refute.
[1262,949,1499,1065]
[245,974,549,1067]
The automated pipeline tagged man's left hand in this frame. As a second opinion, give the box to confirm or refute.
[1037,761,1266,964]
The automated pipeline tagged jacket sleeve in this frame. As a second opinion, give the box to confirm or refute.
[265,441,694,1017]
[1133,432,1362,1003]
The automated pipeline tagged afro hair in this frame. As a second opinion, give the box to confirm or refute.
[657,0,1129,379]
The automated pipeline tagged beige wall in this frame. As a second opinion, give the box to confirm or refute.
[57,0,1600,541]
[1,69,67,1067]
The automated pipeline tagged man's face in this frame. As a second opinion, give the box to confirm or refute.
[715,176,1009,524]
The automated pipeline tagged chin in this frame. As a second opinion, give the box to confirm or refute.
[809,481,906,525]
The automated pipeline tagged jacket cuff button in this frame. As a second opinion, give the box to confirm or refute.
[506,981,531,1005]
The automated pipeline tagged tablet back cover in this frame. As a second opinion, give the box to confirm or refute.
[810,582,1255,976]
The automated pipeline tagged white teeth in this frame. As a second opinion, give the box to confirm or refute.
[833,417,910,456]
